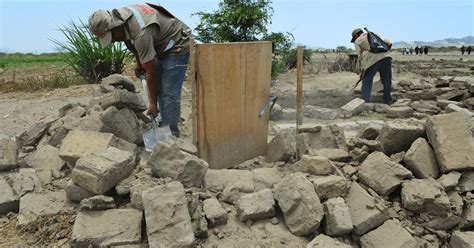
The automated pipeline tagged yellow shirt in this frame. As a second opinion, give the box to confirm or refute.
[355,33,392,71]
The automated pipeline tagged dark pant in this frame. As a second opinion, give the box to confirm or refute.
[361,57,392,104]
[154,52,190,137]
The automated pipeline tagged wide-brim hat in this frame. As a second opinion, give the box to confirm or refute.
[351,28,363,43]
[88,8,132,47]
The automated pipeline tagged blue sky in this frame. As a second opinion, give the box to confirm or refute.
[1,0,473,53]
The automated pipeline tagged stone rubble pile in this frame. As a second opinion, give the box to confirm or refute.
[0,73,473,247]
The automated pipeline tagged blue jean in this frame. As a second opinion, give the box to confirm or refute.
[154,52,190,136]
[361,57,392,104]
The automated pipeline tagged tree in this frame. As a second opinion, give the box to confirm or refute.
[194,0,273,43]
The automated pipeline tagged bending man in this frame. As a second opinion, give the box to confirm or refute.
[89,3,191,137]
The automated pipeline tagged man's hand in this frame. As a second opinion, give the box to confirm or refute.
[135,65,145,79]
[148,102,158,116]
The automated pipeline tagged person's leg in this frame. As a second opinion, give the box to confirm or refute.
[361,63,378,102]
[378,57,393,104]
[159,52,190,137]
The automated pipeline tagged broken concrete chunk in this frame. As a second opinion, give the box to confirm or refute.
[296,155,335,175]
[0,136,18,172]
[341,98,365,116]
[358,152,413,196]
[89,89,146,112]
[426,112,474,173]
[0,176,19,215]
[309,175,350,200]
[403,138,440,179]
[252,167,282,191]
[59,129,137,167]
[148,142,208,188]
[203,198,228,227]
[71,147,135,195]
[446,104,474,117]
[237,189,276,222]
[323,197,353,236]
[360,220,417,248]
[17,190,70,226]
[461,203,474,229]
[437,171,462,190]
[66,180,95,203]
[204,169,254,192]
[377,119,425,155]
[100,106,143,145]
[306,234,351,248]
[266,131,296,163]
[345,182,388,235]
[273,173,324,236]
[71,209,142,247]
[299,124,347,152]
[79,195,116,211]
[449,231,474,248]
[23,145,65,178]
[401,178,450,216]
[142,182,194,247]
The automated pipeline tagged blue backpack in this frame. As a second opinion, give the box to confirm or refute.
[365,28,390,53]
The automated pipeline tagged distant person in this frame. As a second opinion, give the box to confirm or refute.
[351,28,393,104]
[461,45,466,55]
[468,46,472,55]
[409,47,413,55]
[424,46,429,55]
[415,46,419,55]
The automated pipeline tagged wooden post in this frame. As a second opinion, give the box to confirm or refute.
[190,37,198,146]
[296,46,304,161]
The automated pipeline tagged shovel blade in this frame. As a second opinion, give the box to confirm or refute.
[143,127,158,152]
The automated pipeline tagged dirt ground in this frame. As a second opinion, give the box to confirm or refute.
[0,52,473,247]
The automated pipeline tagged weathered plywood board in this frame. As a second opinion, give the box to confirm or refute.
[194,42,272,169]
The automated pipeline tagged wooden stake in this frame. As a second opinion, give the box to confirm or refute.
[190,37,198,146]
[296,46,304,161]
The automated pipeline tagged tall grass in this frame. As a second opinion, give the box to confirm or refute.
[52,20,130,84]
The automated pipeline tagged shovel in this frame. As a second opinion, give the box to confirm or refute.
[139,76,171,152]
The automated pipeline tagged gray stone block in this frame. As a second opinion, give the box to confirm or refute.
[345,182,388,235]
[360,220,417,248]
[100,106,143,145]
[309,175,350,200]
[274,173,324,236]
[236,189,275,222]
[403,138,440,179]
[252,167,282,191]
[296,155,335,175]
[0,176,19,215]
[203,198,228,227]
[89,89,146,112]
[386,106,414,118]
[204,169,254,192]
[450,231,474,248]
[24,145,65,178]
[72,147,135,195]
[71,209,142,247]
[401,178,450,216]
[66,180,96,203]
[358,152,413,196]
[18,190,70,226]
[266,131,296,163]
[323,197,353,236]
[341,98,365,116]
[0,136,18,172]
[306,234,351,248]
[148,143,208,188]
[426,112,474,173]
[377,120,425,155]
[142,182,194,247]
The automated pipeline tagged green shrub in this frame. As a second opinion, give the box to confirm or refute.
[52,20,130,84]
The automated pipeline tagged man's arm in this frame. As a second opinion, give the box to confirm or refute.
[142,59,158,114]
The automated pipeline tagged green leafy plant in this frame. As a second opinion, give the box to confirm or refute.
[52,20,130,84]
[193,0,273,43]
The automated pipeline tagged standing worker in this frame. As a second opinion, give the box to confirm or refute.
[423,46,429,55]
[461,45,466,55]
[351,28,393,104]
[88,3,192,137]
[467,46,472,55]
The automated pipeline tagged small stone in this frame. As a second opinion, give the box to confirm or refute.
[79,195,116,211]
[296,155,335,175]
[0,136,19,172]
[203,198,228,227]
[271,217,279,225]
[265,131,296,163]
[341,98,365,116]
[437,172,462,190]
